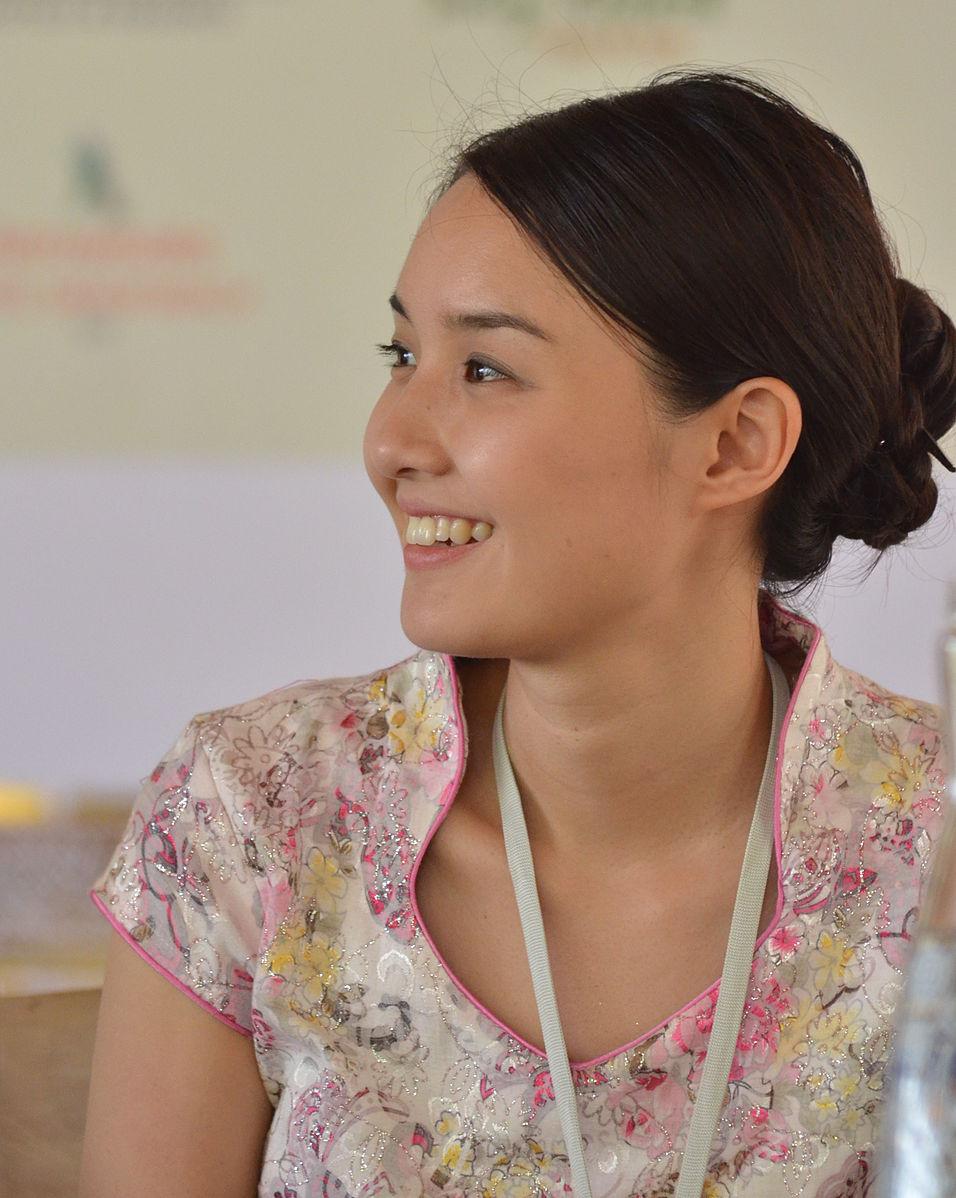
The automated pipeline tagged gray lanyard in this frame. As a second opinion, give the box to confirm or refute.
[491,650,790,1197]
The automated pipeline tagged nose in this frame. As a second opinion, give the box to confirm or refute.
[362,374,451,486]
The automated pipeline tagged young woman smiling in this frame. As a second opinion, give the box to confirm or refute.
[81,68,954,1197]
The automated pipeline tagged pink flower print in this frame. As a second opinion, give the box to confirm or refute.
[806,705,838,751]
[531,1067,555,1110]
[385,901,418,939]
[633,1071,666,1092]
[731,1102,791,1163]
[577,1064,611,1088]
[804,763,854,833]
[733,974,792,1075]
[490,1039,538,1081]
[890,817,916,866]
[838,866,877,900]
[671,988,718,1057]
[358,741,386,775]
[150,757,191,791]
[867,810,918,865]
[786,830,844,916]
[260,877,293,951]
[251,1006,276,1052]
[768,923,802,959]
[605,1075,686,1159]
[410,1122,433,1153]
[673,971,790,1081]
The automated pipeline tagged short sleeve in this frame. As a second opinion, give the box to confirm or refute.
[90,715,261,1035]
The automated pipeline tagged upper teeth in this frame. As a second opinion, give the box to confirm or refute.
[405,515,494,546]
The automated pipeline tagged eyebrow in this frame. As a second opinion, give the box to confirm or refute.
[388,291,555,343]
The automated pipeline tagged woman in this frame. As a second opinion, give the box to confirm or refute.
[80,68,954,1197]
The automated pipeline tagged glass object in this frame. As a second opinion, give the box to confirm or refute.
[875,580,956,1197]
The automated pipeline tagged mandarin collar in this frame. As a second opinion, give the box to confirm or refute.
[393,589,833,849]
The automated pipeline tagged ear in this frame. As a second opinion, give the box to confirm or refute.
[697,376,802,512]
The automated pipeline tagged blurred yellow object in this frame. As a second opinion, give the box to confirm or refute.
[0,782,49,825]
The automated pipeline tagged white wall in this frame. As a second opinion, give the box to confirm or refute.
[3,459,954,800]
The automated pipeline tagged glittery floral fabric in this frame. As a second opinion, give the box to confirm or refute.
[90,590,949,1196]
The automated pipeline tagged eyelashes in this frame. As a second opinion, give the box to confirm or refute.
[374,340,412,367]
[374,340,510,384]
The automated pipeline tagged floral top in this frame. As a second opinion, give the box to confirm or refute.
[90,590,949,1197]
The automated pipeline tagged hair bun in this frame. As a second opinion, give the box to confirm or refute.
[830,278,956,550]
[895,277,956,449]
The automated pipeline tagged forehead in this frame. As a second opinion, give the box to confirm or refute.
[397,174,645,363]
[416,174,529,253]
[400,174,578,317]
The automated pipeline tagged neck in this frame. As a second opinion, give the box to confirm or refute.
[454,584,778,871]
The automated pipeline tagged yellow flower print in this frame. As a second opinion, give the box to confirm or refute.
[267,919,341,983]
[300,938,343,996]
[482,1176,537,1198]
[810,1093,839,1120]
[385,678,447,764]
[810,929,862,995]
[436,1110,462,1138]
[266,914,344,1029]
[861,741,932,818]
[265,915,309,976]
[387,706,412,757]
[778,993,821,1060]
[833,1068,862,1100]
[879,692,924,722]
[266,943,296,976]
[803,1067,869,1142]
[480,1139,562,1197]
[807,1004,866,1057]
[422,1110,477,1180]
[302,846,348,911]
[441,1138,474,1173]
[368,674,387,707]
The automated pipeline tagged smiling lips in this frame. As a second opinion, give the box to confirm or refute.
[404,515,494,546]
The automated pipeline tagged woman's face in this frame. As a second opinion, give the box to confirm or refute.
[363,172,712,661]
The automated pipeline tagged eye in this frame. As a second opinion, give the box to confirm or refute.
[375,340,414,368]
[374,340,510,384]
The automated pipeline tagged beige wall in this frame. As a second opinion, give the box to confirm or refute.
[0,0,954,460]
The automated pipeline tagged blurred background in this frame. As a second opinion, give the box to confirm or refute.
[1,0,954,1002]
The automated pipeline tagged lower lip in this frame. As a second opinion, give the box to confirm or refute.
[402,538,489,569]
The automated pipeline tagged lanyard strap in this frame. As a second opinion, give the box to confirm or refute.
[491,650,790,1197]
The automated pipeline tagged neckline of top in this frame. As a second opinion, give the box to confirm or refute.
[404,591,828,1073]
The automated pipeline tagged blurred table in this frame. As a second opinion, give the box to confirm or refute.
[0,988,103,1196]
[0,802,129,997]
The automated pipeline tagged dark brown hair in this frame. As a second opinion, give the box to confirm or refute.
[428,68,956,599]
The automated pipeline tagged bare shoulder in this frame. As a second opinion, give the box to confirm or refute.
[79,930,273,1198]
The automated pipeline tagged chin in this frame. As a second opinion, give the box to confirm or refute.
[398,605,504,660]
